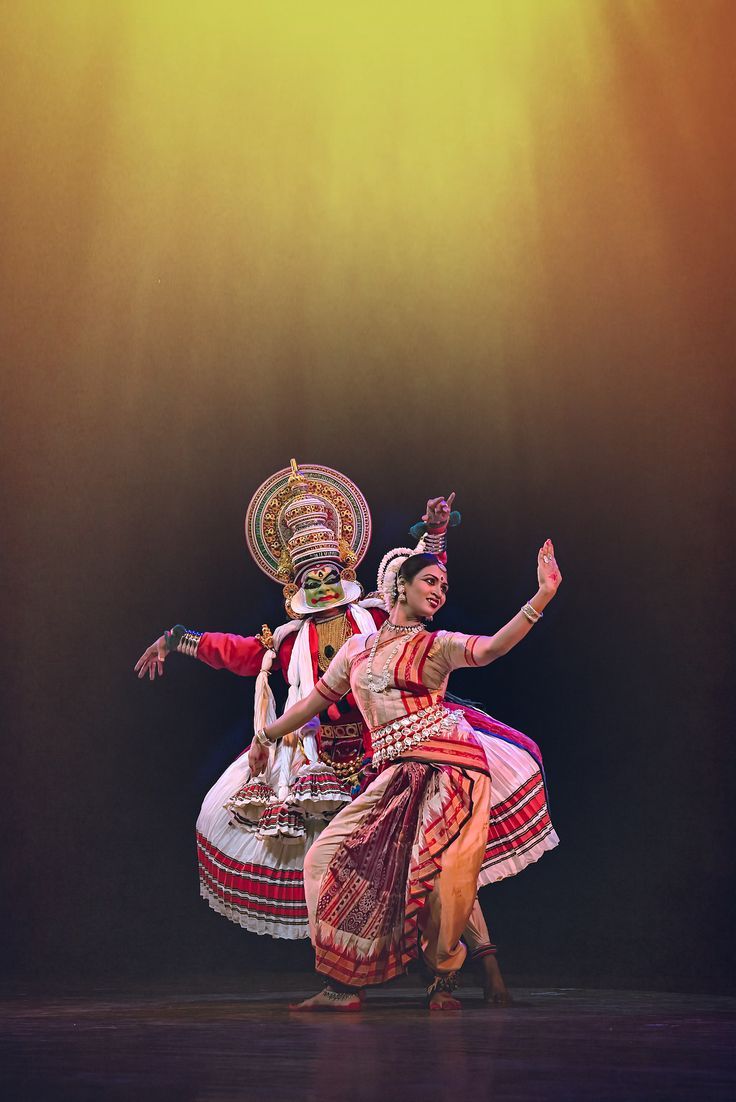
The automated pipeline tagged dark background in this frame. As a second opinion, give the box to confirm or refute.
[1,2,733,993]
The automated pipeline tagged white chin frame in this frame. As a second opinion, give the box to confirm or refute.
[289,579,363,616]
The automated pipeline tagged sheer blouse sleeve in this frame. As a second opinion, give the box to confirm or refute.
[429,630,484,676]
[314,638,354,703]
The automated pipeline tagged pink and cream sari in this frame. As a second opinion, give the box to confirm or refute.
[304,629,557,985]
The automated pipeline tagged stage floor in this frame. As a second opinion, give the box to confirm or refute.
[2,978,734,1101]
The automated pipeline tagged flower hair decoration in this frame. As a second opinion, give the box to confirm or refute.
[376,540,426,609]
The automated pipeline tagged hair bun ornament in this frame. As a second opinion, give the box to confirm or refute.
[376,541,425,609]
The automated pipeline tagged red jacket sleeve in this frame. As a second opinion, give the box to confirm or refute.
[197,632,271,678]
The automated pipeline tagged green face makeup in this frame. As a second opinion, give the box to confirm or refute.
[303,566,345,609]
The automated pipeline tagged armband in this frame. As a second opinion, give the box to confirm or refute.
[166,625,203,656]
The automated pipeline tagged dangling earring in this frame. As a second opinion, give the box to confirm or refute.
[397,579,407,604]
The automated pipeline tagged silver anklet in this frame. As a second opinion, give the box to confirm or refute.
[323,987,360,1002]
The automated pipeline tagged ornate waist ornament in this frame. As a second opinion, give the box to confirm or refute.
[370,704,461,769]
[318,721,366,789]
[318,722,363,742]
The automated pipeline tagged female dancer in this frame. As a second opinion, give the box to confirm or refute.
[247,535,562,1009]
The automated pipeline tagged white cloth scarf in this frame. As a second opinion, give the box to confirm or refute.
[253,600,383,795]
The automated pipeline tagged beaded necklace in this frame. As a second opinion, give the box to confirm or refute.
[365,621,423,694]
[383,619,424,633]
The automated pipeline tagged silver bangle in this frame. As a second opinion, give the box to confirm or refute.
[423,529,447,556]
[521,602,543,624]
[253,727,274,747]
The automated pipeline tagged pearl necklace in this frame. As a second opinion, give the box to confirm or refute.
[365,621,423,694]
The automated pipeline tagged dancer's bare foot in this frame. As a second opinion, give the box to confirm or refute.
[429,990,462,1011]
[289,987,363,1012]
[480,955,512,1007]
[427,971,461,1011]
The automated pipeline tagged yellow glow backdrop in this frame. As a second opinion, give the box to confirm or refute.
[3,0,732,639]
[3,2,732,428]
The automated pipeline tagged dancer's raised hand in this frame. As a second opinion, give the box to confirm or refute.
[134,635,169,680]
[537,539,562,595]
[423,492,456,528]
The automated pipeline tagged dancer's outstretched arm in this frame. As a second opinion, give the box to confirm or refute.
[134,626,274,680]
[247,685,327,774]
[471,538,563,666]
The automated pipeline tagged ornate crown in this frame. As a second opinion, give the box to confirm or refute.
[245,460,371,616]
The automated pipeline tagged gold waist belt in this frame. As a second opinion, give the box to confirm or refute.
[318,722,364,743]
[370,704,461,769]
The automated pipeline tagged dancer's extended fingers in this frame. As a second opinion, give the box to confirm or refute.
[137,654,152,678]
[541,539,556,565]
[446,492,456,511]
[424,496,445,525]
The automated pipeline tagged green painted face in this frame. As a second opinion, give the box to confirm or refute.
[302,565,345,609]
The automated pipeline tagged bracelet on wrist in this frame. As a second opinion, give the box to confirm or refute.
[408,509,461,544]
[423,528,448,556]
[254,727,275,748]
[167,625,203,656]
[521,602,543,625]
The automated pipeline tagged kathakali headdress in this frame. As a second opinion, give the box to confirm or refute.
[245,460,372,618]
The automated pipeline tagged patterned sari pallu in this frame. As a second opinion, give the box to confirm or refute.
[314,754,487,987]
